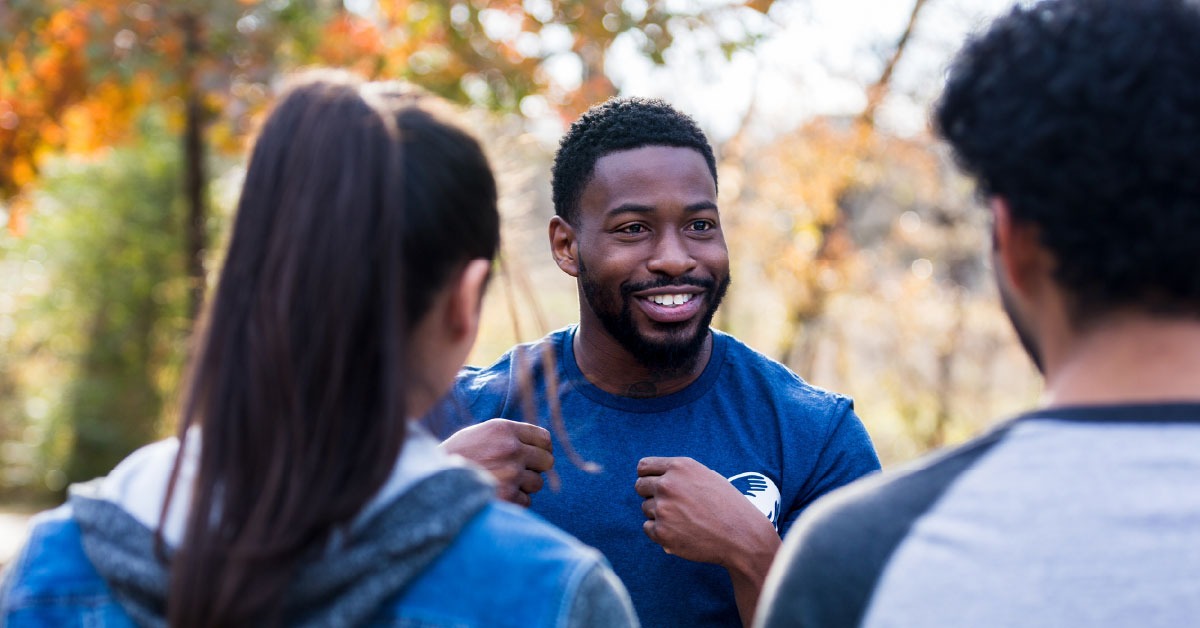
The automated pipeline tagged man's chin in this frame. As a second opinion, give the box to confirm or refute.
[626,323,709,371]
[583,271,729,372]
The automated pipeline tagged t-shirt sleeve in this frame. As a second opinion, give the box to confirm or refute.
[757,427,1007,628]
[781,398,881,535]
[756,479,886,628]
[423,365,506,438]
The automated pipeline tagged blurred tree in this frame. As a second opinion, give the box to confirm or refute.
[18,114,190,490]
[722,0,934,368]
[1,0,780,316]
[0,0,782,496]
[1,0,297,316]
[0,243,25,497]
[726,120,1035,459]
[708,0,1044,457]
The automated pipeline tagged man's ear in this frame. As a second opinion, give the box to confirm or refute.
[991,196,1043,297]
[447,258,491,344]
[549,216,580,278]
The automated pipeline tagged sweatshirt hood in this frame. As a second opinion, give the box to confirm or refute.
[67,425,495,627]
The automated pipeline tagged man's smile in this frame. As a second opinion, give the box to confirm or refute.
[634,290,706,324]
[647,293,695,306]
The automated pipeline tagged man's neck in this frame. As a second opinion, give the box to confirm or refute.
[572,321,712,398]
[1042,314,1200,408]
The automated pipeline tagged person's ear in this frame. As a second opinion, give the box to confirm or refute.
[447,258,491,345]
[404,258,490,418]
[549,216,580,278]
[991,196,1043,297]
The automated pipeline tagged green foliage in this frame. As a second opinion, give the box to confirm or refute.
[13,112,191,494]
[0,235,31,498]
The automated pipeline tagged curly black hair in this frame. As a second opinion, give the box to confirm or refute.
[552,97,718,224]
[935,0,1200,322]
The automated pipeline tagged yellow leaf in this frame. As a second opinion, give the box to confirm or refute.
[11,157,35,187]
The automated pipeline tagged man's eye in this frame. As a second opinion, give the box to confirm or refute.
[620,224,646,234]
[689,220,713,231]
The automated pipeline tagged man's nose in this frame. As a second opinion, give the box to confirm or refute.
[646,231,698,277]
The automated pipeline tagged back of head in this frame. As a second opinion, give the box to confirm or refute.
[934,0,1200,324]
[168,69,499,626]
[551,97,718,224]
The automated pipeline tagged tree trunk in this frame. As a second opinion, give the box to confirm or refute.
[181,12,207,322]
[778,0,931,369]
[931,288,966,448]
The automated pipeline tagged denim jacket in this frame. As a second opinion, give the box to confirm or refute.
[1,434,637,627]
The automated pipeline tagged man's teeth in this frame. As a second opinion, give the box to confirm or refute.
[648,294,694,306]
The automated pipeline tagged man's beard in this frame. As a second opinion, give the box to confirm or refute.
[580,261,730,371]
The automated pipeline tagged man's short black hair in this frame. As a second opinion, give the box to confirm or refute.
[552,97,718,224]
[935,0,1200,323]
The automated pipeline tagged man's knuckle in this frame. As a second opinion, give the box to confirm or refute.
[496,466,519,482]
[669,458,692,471]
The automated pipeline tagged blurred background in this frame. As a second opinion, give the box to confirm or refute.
[0,0,1040,564]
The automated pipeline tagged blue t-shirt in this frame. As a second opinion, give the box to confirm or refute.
[438,326,880,627]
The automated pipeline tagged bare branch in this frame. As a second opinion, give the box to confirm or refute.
[858,0,932,129]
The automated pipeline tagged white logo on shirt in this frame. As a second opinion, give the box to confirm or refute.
[727,472,781,530]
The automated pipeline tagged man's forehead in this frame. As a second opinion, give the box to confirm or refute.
[582,145,716,202]
[568,145,718,226]
[591,144,709,178]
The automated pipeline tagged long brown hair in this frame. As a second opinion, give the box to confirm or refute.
[163,70,499,626]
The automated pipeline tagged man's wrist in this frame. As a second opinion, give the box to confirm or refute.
[722,517,782,581]
[723,520,782,628]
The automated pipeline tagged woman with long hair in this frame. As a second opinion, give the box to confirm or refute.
[1,69,636,627]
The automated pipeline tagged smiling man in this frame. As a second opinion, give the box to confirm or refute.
[438,98,880,627]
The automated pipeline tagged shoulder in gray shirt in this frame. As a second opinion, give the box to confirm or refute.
[756,403,1200,628]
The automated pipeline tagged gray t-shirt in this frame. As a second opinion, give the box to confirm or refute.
[756,403,1200,628]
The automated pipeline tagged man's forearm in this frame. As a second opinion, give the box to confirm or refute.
[725,527,782,627]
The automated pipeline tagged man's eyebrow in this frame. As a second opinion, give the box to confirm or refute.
[605,203,654,217]
[605,201,719,217]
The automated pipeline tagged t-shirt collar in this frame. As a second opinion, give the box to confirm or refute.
[559,324,729,413]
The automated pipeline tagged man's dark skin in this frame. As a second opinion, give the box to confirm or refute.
[444,145,780,626]
[558,145,722,398]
